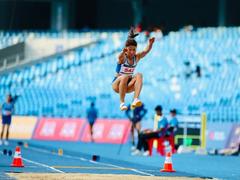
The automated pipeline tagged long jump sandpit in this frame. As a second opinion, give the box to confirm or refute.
[7,173,210,180]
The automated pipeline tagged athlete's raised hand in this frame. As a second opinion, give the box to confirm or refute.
[118,47,128,63]
[136,37,155,61]
[123,47,128,53]
[149,37,155,45]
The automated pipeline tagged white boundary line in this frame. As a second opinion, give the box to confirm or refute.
[0,151,64,173]
[27,146,154,176]
[22,157,64,173]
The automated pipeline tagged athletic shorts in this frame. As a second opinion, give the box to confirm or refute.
[131,118,141,124]
[2,115,12,125]
[88,120,96,127]
[112,76,132,84]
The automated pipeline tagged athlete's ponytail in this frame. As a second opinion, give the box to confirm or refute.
[125,27,138,47]
[128,27,139,39]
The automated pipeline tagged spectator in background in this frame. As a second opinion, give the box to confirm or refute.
[126,103,147,150]
[166,109,178,137]
[131,105,168,156]
[87,102,98,142]
[195,65,201,78]
[0,94,15,146]
[144,30,150,41]
[135,23,142,33]
[182,25,194,32]
[165,109,179,152]
[184,61,192,79]
[153,27,163,41]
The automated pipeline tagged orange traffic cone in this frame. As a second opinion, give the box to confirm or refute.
[11,146,24,167]
[160,152,175,172]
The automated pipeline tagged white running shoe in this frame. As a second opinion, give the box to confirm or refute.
[131,146,136,151]
[131,98,142,108]
[120,103,128,111]
[142,150,150,156]
[4,140,9,146]
[131,149,141,156]
[0,140,2,146]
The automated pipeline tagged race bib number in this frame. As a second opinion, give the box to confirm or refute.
[122,67,134,73]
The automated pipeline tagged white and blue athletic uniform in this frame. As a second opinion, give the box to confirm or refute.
[112,55,137,83]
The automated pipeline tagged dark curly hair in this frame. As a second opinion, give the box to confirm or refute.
[125,27,139,47]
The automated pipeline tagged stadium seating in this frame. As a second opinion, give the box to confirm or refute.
[1,27,240,122]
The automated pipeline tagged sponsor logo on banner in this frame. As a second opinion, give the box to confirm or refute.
[93,124,105,139]
[59,122,78,138]
[0,116,38,139]
[208,131,225,141]
[80,119,131,144]
[40,121,57,136]
[107,124,125,139]
[33,118,85,141]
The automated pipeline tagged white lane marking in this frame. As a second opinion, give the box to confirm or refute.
[27,146,154,176]
[22,157,64,173]
[0,150,63,173]
[139,169,159,172]
[88,160,155,176]
[131,169,155,176]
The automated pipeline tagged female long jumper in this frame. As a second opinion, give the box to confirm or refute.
[112,28,155,111]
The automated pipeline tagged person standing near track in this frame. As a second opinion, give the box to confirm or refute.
[112,27,155,111]
[126,103,147,150]
[0,94,15,146]
[86,102,98,142]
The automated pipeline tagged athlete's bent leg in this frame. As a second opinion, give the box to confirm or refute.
[131,73,143,107]
[119,75,130,110]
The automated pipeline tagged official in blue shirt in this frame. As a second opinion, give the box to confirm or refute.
[166,109,179,137]
[1,94,15,145]
[158,115,168,131]
[86,102,98,142]
[126,103,147,149]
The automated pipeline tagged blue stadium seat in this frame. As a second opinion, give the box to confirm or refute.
[1,29,240,121]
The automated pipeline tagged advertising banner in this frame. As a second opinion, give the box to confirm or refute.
[80,119,131,144]
[33,118,85,141]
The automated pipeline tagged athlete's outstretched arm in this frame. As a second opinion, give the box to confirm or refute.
[136,37,155,62]
[118,48,128,64]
